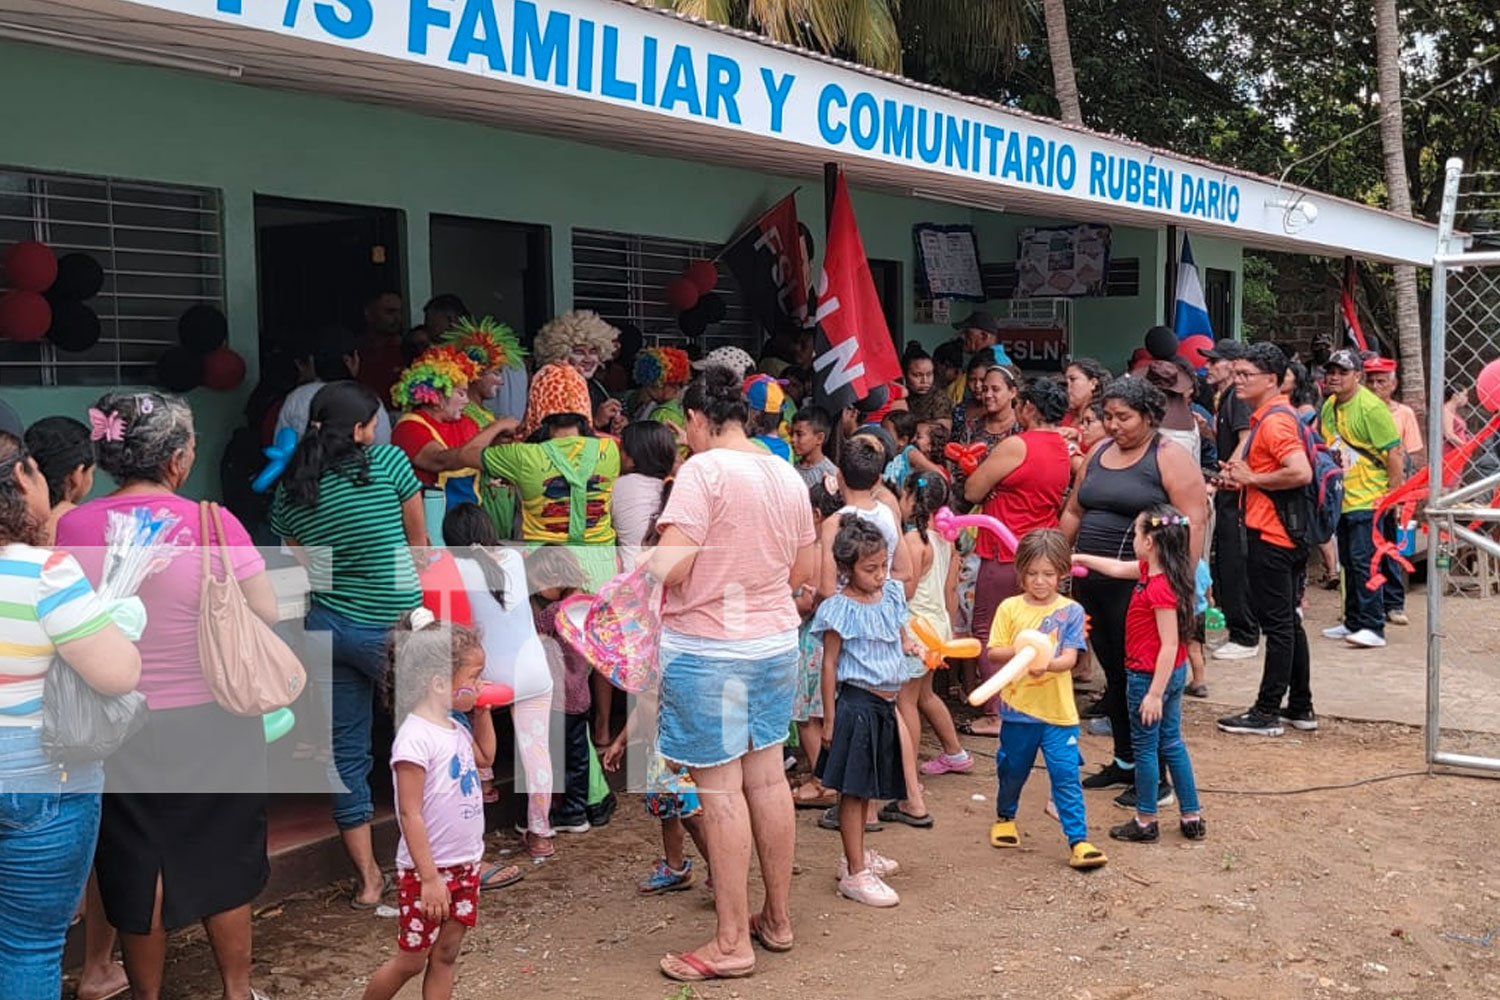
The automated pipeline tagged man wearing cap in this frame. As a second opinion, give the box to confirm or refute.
[1319,350,1407,648]
[1202,339,1260,660]
[1363,356,1421,626]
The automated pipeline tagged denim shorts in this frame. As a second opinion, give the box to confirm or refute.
[658,646,798,769]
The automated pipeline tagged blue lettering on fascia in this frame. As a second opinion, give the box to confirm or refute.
[599,26,637,102]
[850,92,879,150]
[408,0,450,56]
[314,0,371,40]
[705,54,742,123]
[449,0,504,71]
[760,68,795,133]
[818,83,848,144]
[575,18,594,92]
[660,44,702,115]
[512,0,569,86]
[883,99,914,159]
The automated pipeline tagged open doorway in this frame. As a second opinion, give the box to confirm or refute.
[429,214,552,342]
[255,196,405,368]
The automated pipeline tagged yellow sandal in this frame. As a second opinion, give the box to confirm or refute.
[989,819,1020,848]
[1069,841,1108,870]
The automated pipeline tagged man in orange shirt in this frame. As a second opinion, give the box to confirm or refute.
[1215,343,1314,738]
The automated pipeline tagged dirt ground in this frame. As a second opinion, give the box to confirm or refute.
[120,701,1500,1000]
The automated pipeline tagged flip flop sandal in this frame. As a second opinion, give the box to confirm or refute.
[990,819,1020,848]
[479,863,524,890]
[748,914,794,953]
[1185,684,1209,699]
[77,973,130,1000]
[792,786,838,810]
[349,873,394,910]
[878,802,935,828]
[957,720,1000,738]
[1069,841,1108,870]
[660,951,755,982]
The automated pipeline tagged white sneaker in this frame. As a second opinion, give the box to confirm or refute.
[1212,641,1260,661]
[1387,610,1410,626]
[1345,629,1387,648]
[1321,624,1352,640]
[836,849,900,880]
[837,868,900,907]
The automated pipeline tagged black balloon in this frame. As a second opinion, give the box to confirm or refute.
[1144,325,1179,360]
[698,292,727,324]
[51,253,104,301]
[178,304,228,354]
[678,303,709,338]
[46,299,101,352]
[156,346,202,392]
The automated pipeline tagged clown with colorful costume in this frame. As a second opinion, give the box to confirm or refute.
[390,345,518,517]
[630,346,692,435]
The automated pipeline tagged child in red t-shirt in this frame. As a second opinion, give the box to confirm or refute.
[1072,503,1205,845]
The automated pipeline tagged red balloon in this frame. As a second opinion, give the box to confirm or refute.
[3,241,58,293]
[473,682,515,708]
[1477,358,1500,413]
[0,290,52,341]
[1178,334,1214,371]
[664,276,700,313]
[686,259,719,295]
[202,345,246,390]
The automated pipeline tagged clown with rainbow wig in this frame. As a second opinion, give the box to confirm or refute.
[630,345,692,435]
[441,317,527,428]
[390,345,518,512]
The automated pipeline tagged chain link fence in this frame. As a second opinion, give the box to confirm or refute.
[1425,159,1500,772]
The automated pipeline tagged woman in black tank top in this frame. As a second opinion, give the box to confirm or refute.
[1061,377,1207,788]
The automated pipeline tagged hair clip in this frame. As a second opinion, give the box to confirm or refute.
[1148,514,1188,527]
[915,475,929,488]
[410,607,436,629]
[823,472,839,494]
[87,407,125,443]
[136,394,154,415]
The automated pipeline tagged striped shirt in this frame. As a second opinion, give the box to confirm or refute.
[270,444,424,625]
[0,543,112,727]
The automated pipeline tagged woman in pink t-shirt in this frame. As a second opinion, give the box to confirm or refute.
[646,367,818,982]
[56,391,279,1000]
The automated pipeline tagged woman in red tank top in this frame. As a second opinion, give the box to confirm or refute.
[958,379,1074,733]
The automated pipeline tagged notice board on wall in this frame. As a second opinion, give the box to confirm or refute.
[1014,224,1111,298]
[913,224,985,301]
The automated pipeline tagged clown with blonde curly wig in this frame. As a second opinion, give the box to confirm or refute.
[534,310,622,433]
[440,316,527,428]
[390,346,518,510]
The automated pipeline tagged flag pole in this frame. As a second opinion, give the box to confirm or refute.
[824,162,839,231]
[1164,224,1178,326]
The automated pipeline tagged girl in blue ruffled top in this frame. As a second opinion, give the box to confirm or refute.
[812,515,913,909]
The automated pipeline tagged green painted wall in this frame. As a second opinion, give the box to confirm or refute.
[0,40,1240,498]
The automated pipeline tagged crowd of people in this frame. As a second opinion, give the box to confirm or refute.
[0,290,1444,996]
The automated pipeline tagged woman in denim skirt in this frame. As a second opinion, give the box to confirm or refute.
[646,367,818,982]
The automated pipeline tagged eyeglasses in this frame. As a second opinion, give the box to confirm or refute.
[1229,368,1274,381]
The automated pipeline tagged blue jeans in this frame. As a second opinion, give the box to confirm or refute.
[306,604,392,830]
[1125,667,1201,819]
[994,721,1089,846]
[0,726,104,999]
[1337,509,1385,635]
[1378,511,1406,613]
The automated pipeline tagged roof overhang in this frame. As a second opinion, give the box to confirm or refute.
[0,0,1440,266]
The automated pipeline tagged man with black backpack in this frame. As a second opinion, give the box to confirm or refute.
[1215,344,1316,737]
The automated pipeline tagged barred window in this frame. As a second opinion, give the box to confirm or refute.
[571,227,758,354]
[0,166,223,386]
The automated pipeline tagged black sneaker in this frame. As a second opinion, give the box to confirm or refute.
[1217,709,1284,737]
[1081,762,1134,789]
[1081,698,1108,719]
[1108,819,1159,842]
[585,792,618,828]
[1179,817,1208,840]
[1112,783,1175,812]
[1280,708,1319,732]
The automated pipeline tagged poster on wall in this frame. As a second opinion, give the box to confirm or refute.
[913,224,985,301]
[1014,224,1111,298]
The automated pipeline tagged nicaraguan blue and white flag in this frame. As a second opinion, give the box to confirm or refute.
[1172,235,1215,369]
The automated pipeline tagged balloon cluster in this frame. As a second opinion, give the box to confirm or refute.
[664,259,727,338]
[0,240,106,351]
[156,304,246,393]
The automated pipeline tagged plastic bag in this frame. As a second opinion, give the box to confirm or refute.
[40,656,148,763]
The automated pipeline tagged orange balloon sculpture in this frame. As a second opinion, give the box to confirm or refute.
[909,615,982,671]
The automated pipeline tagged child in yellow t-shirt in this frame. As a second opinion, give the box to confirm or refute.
[986,529,1107,871]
